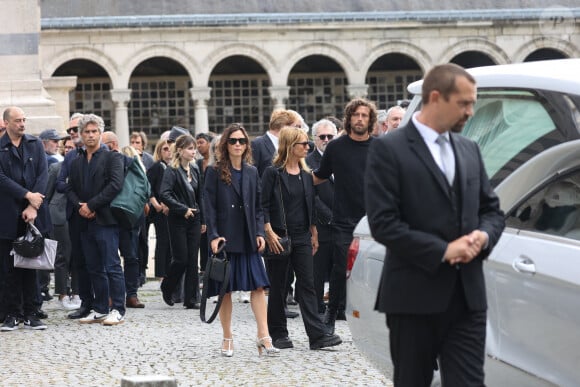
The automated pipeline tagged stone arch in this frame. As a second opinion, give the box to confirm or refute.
[43,46,119,86]
[202,43,276,85]
[361,41,432,75]
[280,42,358,85]
[513,37,579,63]
[121,44,200,87]
[438,39,510,66]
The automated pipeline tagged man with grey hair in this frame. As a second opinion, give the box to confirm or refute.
[306,119,337,314]
[375,109,388,136]
[65,114,127,325]
[385,105,406,133]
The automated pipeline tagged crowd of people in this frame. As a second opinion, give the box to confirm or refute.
[0,96,405,356]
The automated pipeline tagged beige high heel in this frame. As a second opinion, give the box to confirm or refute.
[256,336,280,357]
[221,338,234,357]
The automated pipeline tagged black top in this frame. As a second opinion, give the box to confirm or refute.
[283,172,309,235]
[314,135,374,230]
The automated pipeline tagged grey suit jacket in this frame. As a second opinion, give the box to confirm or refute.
[365,121,505,314]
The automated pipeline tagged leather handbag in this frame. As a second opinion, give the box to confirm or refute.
[200,240,230,324]
[12,223,57,270]
[263,170,292,260]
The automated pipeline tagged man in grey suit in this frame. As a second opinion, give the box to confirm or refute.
[365,64,505,386]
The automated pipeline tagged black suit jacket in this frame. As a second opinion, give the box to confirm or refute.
[261,166,315,234]
[160,163,203,223]
[65,148,124,226]
[365,121,505,314]
[203,163,265,253]
[251,134,275,177]
[306,150,334,241]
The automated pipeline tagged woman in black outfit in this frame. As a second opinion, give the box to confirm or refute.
[204,124,278,357]
[160,135,205,309]
[147,139,172,278]
[262,126,342,350]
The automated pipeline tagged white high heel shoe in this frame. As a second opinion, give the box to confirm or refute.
[221,338,234,357]
[256,336,280,357]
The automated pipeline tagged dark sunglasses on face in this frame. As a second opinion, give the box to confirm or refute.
[294,141,309,147]
[67,126,78,134]
[318,134,334,140]
[227,137,248,145]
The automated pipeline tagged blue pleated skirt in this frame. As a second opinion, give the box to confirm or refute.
[206,251,270,297]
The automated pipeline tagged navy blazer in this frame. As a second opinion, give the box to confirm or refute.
[366,121,505,314]
[203,163,264,253]
[66,148,124,226]
[251,134,275,177]
[0,133,51,238]
[160,163,204,223]
[261,165,315,234]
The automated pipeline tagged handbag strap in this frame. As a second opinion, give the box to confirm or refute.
[200,241,229,324]
[277,169,288,237]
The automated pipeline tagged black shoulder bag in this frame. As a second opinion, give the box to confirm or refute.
[200,240,230,323]
[263,170,292,259]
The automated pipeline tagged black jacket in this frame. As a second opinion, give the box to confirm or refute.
[160,163,204,223]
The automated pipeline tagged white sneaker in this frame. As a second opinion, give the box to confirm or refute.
[70,295,82,308]
[59,297,80,311]
[239,291,251,304]
[102,309,125,326]
[79,311,108,324]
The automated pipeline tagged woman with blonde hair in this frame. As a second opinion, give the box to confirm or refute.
[204,123,278,357]
[261,126,342,350]
[160,134,205,309]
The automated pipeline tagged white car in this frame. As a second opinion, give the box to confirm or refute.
[346,59,580,386]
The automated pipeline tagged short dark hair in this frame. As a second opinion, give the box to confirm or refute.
[421,63,476,105]
[343,98,377,135]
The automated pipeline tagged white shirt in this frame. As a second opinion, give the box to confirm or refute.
[412,112,454,174]
[266,131,279,151]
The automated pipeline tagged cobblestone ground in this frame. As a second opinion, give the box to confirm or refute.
[0,280,392,386]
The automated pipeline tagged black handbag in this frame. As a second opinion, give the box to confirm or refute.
[263,170,292,260]
[200,240,230,324]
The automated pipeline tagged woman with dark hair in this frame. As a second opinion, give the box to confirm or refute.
[262,126,342,351]
[204,123,278,357]
[147,139,172,279]
[160,135,205,309]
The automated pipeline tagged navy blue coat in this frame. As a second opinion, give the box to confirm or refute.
[0,133,51,238]
[203,163,265,253]
[251,134,275,177]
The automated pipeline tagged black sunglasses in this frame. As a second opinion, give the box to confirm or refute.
[67,126,78,134]
[227,137,248,145]
[294,141,309,147]
[318,134,334,140]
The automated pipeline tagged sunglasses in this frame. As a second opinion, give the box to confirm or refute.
[294,141,309,147]
[67,127,78,134]
[162,147,170,151]
[227,137,248,145]
[318,134,334,140]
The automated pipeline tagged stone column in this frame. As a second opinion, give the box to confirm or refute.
[0,0,61,133]
[268,86,290,110]
[346,84,369,100]
[110,88,132,147]
[190,86,211,134]
[42,76,77,131]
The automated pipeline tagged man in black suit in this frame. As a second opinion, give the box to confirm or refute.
[365,64,505,386]
[305,119,337,314]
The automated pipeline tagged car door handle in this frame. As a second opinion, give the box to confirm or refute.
[512,256,536,274]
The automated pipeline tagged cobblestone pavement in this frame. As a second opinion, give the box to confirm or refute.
[0,280,392,386]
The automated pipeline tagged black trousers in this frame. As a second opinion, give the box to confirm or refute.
[152,212,172,278]
[52,223,73,295]
[386,280,486,387]
[313,230,333,313]
[164,216,201,305]
[327,226,353,313]
[0,239,38,318]
[266,231,327,343]
[69,213,93,309]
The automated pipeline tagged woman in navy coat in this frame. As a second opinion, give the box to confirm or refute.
[203,123,279,357]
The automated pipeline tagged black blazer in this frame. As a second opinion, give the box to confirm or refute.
[203,163,265,253]
[147,160,167,202]
[251,134,275,177]
[160,163,204,223]
[261,165,315,235]
[365,122,505,314]
[65,148,124,226]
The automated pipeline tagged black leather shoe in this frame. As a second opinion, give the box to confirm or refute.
[286,294,298,306]
[183,302,200,310]
[68,306,91,319]
[336,309,347,321]
[310,333,342,350]
[160,282,174,306]
[272,336,294,349]
[34,309,48,319]
[285,308,299,319]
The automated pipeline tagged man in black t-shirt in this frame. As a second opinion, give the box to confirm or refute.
[313,98,377,333]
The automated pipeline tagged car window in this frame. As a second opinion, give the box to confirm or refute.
[462,90,564,184]
[507,171,580,240]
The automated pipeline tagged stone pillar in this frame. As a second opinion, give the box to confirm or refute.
[42,76,77,131]
[268,85,290,110]
[110,88,132,147]
[0,0,62,133]
[190,86,211,134]
[346,84,369,100]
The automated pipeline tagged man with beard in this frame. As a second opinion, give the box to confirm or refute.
[366,64,505,386]
[313,98,377,333]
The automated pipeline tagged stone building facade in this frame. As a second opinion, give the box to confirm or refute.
[38,3,580,145]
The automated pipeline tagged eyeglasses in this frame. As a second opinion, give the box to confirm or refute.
[294,141,309,147]
[318,134,334,140]
[162,147,170,151]
[227,137,248,145]
[67,127,78,134]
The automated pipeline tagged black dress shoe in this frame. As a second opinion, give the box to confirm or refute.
[272,336,294,349]
[285,308,299,319]
[310,333,342,350]
[160,282,174,306]
[183,302,200,310]
[34,309,48,319]
[68,306,91,319]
